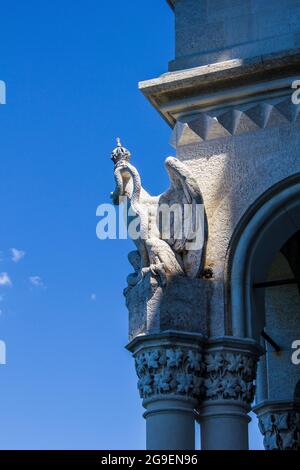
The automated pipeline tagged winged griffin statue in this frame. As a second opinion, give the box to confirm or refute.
[110,139,207,288]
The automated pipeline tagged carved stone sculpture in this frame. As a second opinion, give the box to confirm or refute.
[111,138,207,284]
[110,139,208,340]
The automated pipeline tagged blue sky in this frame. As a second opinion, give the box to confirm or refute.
[0,0,263,449]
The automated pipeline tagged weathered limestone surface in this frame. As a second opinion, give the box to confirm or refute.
[126,272,210,341]
[139,51,300,337]
[167,0,300,71]
[175,123,300,280]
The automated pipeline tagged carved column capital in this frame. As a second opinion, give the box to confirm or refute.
[203,351,256,404]
[201,338,262,406]
[254,401,300,450]
[128,334,262,407]
[127,331,204,450]
[135,346,204,401]
[127,331,204,405]
[196,338,262,450]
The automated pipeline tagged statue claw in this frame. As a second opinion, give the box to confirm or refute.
[150,263,167,286]
[136,267,151,284]
[135,264,167,287]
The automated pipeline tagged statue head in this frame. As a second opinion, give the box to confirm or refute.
[111,138,131,165]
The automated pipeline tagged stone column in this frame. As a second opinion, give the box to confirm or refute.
[253,401,300,450]
[198,338,262,450]
[127,331,203,450]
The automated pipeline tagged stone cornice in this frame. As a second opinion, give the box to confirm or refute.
[253,400,300,415]
[126,330,205,355]
[205,336,264,356]
[139,50,300,127]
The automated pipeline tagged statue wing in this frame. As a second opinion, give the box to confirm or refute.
[160,157,207,278]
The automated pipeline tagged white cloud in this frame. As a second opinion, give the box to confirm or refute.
[11,248,26,263]
[0,272,12,287]
[91,293,97,301]
[29,276,45,288]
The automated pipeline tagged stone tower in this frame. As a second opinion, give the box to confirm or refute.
[111,0,300,450]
